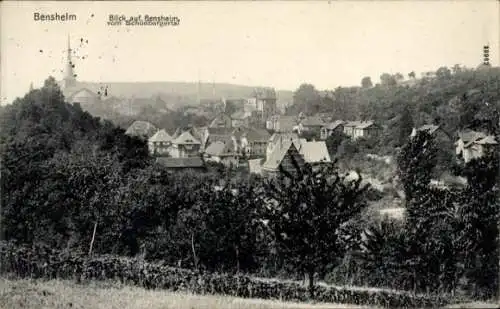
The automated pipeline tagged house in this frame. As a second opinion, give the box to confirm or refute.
[267,132,304,160]
[125,120,158,139]
[66,87,100,109]
[266,115,298,132]
[343,121,380,139]
[209,113,232,128]
[261,140,306,177]
[320,120,345,140]
[156,157,206,171]
[169,130,202,158]
[299,116,326,135]
[202,127,236,151]
[411,124,451,141]
[247,88,278,121]
[299,141,332,164]
[148,129,172,156]
[204,138,239,167]
[455,131,498,163]
[240,127,271,158]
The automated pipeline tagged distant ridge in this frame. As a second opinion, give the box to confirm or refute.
[61,80,293,110]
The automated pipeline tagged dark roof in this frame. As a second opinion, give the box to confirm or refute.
[156,157,205,168]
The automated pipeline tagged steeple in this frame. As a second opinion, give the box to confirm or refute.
[29,82,34,92]
[62,34,76,90]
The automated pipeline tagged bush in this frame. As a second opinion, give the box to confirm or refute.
[0,241,450,308]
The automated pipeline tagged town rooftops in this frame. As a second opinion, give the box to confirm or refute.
[156,157,205,169]
[149,129,172,143]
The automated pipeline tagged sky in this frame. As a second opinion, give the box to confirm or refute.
[1,1,499,104]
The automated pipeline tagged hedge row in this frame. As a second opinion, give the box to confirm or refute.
[0,241,449,308]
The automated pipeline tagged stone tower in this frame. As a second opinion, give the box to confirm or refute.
[62,34,77,90]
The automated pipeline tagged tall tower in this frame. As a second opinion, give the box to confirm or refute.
[62,34,77,90]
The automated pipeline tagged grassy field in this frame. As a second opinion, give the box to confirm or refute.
[0,277,379,309]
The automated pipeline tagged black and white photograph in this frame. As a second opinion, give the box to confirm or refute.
[1,1,499,308]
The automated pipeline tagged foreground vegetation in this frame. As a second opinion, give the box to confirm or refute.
[0,242,446,308]
[0,278,375,309]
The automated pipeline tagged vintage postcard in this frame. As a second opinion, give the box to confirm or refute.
[1,1,499,309]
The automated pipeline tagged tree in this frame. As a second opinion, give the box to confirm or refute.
[361,76,373,88]
[397,130,437,204]
[262,160,369,297]
[398,104,414,147]
[394,73,404,83]
[455,151,500,298]
[380,73,397,87]
[290,84,322,116]
[408,71,416,79]
[436,66,452,80]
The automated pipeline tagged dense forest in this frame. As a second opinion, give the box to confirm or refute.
[0,66,499,301]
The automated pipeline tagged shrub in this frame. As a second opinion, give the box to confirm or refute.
[0,241,450,308]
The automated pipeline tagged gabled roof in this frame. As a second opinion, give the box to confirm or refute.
[172,130,201,145]
[476,135,498,145]
[269,132,301,146]
[417,124,440,134]
[262,141,304,171]
[458,130,486,143]
[301,116,325,127]
[149,129,172,143]
[125,120,158,138]
[67,88,99,102]
[300,141,331,163]
[156,157,205,168]
[325,120,345,130]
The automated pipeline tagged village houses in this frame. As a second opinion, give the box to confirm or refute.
[455,130,498,163]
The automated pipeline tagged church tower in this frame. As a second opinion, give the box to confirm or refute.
[62,34,77,90]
